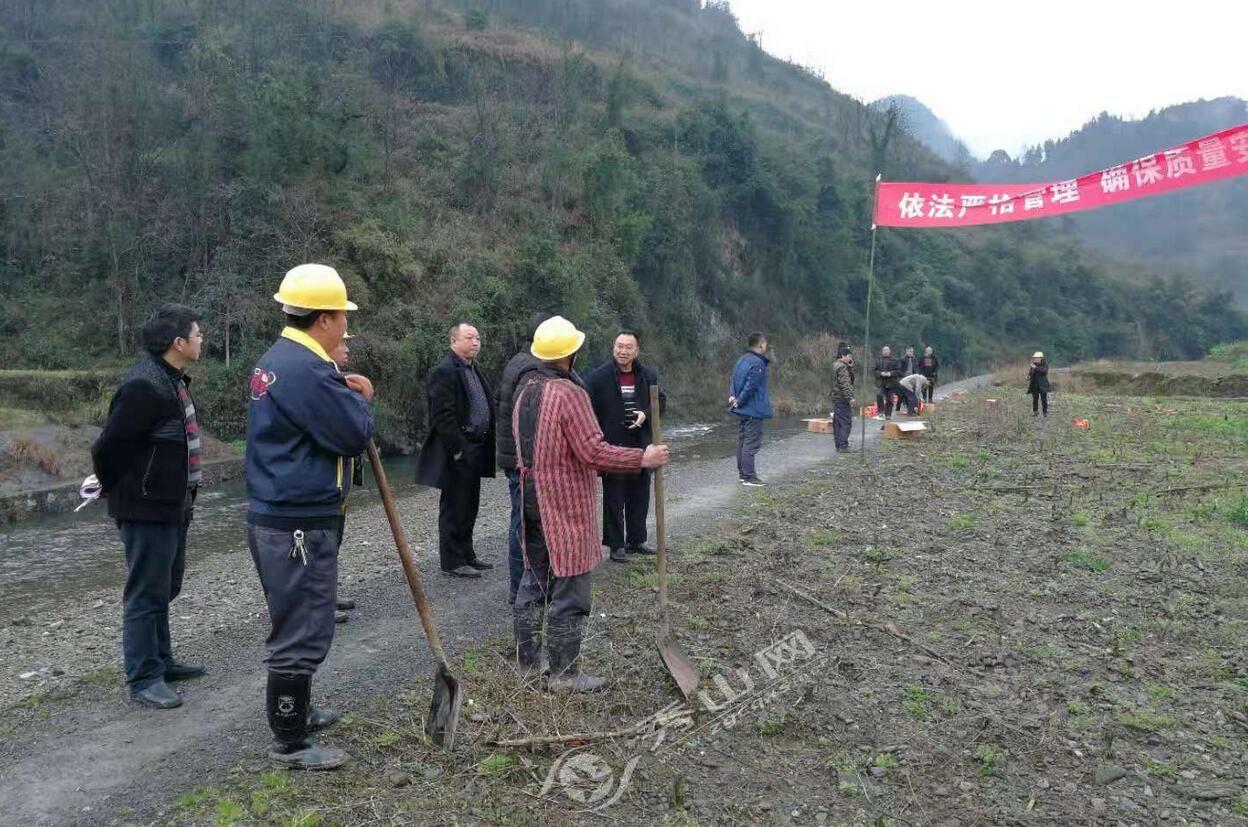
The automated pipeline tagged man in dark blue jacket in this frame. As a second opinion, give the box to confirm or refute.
[585,330,666,563]
[729,332,772,486]
[246,263,374,770]
[93,304,207,710]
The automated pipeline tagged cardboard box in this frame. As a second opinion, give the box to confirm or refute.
[919,403,936,415]
[802,418,836,434]
[883,421,927,441]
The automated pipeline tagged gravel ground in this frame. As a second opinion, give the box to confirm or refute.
[0,377,991,826]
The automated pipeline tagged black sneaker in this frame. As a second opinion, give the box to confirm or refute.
[334,610,349,624]
[442,566,482,579]
[609,548,629,563]
[741,478,766,487]
[626,545,656,556]
[465,559,495,571]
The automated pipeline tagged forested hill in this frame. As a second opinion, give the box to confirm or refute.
[975,98,1248,305]
[0,0,1243,446]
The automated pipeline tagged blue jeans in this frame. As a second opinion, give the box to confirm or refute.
[736,416,764,481]
[120,517,190,691]
[507,469,524,604]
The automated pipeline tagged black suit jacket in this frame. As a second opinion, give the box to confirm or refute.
[415,351,496,489]
[584,360,666,448]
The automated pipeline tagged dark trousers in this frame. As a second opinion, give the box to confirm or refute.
[1032,391,1048,415]
[515,483,592,624]
[833,400,853,449]
[602,470,651,551]
[899,386,919,414]
[248,524,339,676]
[120,516,190,691]
[876,388,896,417]
[736,416,764,480]
[506,469,524,603]
[922,378,936,402]
[438,443,484,571]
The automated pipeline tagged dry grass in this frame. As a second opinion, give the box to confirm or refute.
[5,437,63,477]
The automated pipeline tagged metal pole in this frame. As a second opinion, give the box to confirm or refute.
[860,174,881,460]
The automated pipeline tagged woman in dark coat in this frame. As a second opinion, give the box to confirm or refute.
[1027,351,1051,417]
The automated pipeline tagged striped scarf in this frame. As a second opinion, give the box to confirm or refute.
[177,382,203,487]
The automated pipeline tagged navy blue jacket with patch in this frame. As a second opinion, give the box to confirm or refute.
[245,329,374,526]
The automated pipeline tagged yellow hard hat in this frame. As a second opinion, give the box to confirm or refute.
[274,263,358,312]
[531,316,585,361]
[1033,351,1044,359]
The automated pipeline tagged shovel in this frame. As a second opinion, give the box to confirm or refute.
[365,441,462,749]
[649,386,700,699]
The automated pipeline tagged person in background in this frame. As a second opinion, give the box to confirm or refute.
[728,332,772,487]
[497,312,550,603]
[899,372,928,415]
[329,335,361,625]
[830,344,856,452]
[92,304,207,710]
[1028,351,1051,417]
[918,346,939,404]
[898,345,918,379]
[874,345,900,421]
[416,323,497,579]
[585,330,666,563]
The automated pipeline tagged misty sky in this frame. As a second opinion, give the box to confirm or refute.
[727,0,1248,158]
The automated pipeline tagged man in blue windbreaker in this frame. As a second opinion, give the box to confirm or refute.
[728,331,772,487]
[246,263,374,770]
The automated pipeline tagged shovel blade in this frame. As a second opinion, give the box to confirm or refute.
[659,642,700,700]
[424,661,463,749]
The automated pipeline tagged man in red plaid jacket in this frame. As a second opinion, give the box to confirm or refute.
[513,316,671,692]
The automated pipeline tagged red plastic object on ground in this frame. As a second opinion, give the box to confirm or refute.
[1073,418,1091,430]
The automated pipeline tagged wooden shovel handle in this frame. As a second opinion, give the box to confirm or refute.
[650,386,671,631]
[366,441,448,664]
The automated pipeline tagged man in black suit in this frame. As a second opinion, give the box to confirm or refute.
[416,323,497,578]
[585,330,665,563]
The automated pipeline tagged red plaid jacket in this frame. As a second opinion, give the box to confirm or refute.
[516,375,644,577]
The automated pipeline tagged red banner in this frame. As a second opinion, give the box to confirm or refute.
[873,124,1248,228]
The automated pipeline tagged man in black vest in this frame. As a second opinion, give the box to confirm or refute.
[585,330,666,563]
[92,304,207,709]
[416,323,497,578]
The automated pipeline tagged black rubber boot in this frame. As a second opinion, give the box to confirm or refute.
[513,605,544,680]
[546,619,606,693]
[265,672,347,770]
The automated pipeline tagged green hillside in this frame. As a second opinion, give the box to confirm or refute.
[0,0,1242,447]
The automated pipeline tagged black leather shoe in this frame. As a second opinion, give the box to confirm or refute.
[466,559,494,570]
[335,598,356,611]
[442,566,482,579]
[164,662,207,682]
[626,545,656,556]
[130,680,182,709]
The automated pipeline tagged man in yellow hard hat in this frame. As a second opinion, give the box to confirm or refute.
[512,316,670,692]
[246,263,375,769]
